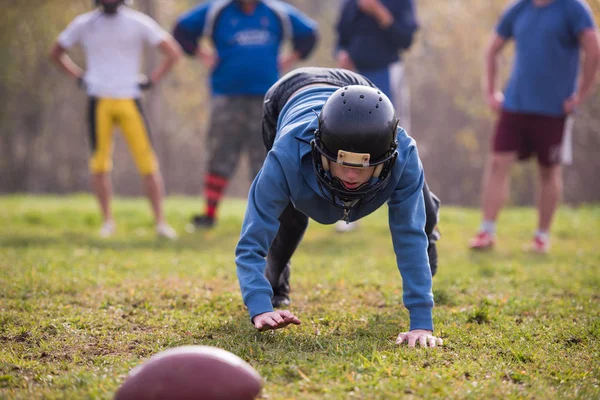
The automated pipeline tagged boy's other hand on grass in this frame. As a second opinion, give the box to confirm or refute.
[253,310,301,331]
[396,329,443,348]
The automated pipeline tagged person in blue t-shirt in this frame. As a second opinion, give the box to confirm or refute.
[470,0,599,253]
[334,0,419,232]
[236,67,442,347]
[173,0,318,229]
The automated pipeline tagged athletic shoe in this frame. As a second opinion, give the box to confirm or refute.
[156,222,177,240]
[335,220,359,233]
[272,294,291,308]
[99,220,116,238]
[525,235,550,254]
[469,231,495,250]
[268,263,291,308]
[187,214,215,232]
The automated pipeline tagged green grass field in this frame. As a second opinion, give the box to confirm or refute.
[0,195,598,399]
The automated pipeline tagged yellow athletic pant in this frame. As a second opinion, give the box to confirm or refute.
[88,97,158,175]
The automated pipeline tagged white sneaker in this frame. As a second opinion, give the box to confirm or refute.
[99,220,116,238]
[335,220,360,233]
[156,222,177,240]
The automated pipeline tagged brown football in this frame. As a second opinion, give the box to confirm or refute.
[114,346,262,400]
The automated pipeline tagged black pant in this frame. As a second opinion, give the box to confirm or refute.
[262,68,441,298]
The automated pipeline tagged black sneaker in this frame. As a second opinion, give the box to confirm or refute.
[272,293,291,308]
[269,264,291,308]
[190,214,215,229]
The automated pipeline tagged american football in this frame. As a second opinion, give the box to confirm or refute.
[114,346,262,400]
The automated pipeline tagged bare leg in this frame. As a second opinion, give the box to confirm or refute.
[91,173,113,223]
[481,152,516,223]
[143,172,165,225]
[537,164,562,232]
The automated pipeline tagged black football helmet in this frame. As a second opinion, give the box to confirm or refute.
[310,85,399,211]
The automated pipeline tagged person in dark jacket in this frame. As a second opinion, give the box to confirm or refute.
[335,0,418,232]
[336,0,417,113]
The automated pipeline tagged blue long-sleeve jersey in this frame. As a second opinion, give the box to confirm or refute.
[336,0,418,70]
[173,0,318,95]
[235,86,434,331]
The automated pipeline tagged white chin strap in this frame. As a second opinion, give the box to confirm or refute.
[321,155,330,171]
[373,164,383,178]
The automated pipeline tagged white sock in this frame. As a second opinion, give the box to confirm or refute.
[480,220,496,235]
[535,230,550,242]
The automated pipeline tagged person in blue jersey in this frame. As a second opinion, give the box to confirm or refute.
[236,67,442,347]
[334,0,419,232]
[172,0,318,229]
[470,0,599,253]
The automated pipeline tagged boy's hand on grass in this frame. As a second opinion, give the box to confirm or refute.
[396,329,443,348]
[253,310,301,331]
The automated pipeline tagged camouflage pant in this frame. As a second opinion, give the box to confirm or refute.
[207,95,266,181]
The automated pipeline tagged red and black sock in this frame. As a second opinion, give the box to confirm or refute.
[204,172,228,220]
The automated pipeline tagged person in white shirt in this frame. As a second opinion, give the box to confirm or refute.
[50,0,182,239]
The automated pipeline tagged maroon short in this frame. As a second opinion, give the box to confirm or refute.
[492,110,566,166]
